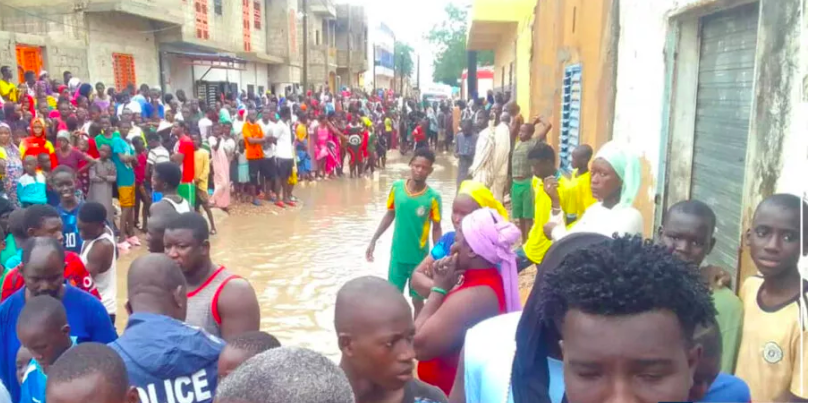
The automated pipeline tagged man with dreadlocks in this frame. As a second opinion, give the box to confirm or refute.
[451,235,716,403]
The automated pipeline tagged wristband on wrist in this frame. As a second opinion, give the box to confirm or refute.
[430,287,448,296]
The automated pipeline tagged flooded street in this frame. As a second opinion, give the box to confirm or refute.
[116,151,459,359]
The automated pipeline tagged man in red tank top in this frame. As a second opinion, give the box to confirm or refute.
[163,212,260,339]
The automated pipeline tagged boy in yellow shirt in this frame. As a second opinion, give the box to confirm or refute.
[515,142,565,271]
[561,144,596,224]
[192,133,216,235]
[735,194,807,402]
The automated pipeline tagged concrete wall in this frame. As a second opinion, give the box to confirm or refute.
[614,0,807,281]
[0,10,89,81]
[529,0,618,168]
[86,13,160,88]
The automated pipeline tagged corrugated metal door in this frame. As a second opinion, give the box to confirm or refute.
[690,3,758,274]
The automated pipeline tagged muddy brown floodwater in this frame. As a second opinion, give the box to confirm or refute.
[116,151,460,360]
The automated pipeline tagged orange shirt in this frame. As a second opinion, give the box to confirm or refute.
[242,122,264,160]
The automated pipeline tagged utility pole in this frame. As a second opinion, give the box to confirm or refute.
[416,53,420,91]
[399,52,404,95]
[373,45,377,92]
[302,0,309,92]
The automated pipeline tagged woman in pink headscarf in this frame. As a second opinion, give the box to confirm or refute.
[413,207,521,395]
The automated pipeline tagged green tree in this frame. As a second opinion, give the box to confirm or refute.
[426,4,494,87]
[394,41,414,93]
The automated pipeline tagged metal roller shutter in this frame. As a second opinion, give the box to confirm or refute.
[690,3,758,276]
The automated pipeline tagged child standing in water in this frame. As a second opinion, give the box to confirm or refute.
[237,139,250,203]
[88,144,117,227]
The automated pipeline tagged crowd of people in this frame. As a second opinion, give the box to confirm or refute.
[0,68,807,403]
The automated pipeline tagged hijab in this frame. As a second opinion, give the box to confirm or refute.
[594,141,641,207]
[458,180,509,220]
[460,208,522,312]
[511,233,611,403]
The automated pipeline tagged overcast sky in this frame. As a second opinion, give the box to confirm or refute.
[340,0,470,86]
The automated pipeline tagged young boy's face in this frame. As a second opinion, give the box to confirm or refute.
[659,211,715,266]
[16,347,33,385]
[23,157,38,175]
[530,157,555,180]
[53,171,77,203]
[77,218,105,241]
[409,156,433,182]
[747,202,803,278]
[100,118,111,134]
[18,320,72,372]
[99,145,112,160]
[38,154,51,172]
[119,121,132,137]
[133,138,145,153]
[519,125,533,141]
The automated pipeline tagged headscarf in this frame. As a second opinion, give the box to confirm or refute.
[511,233,610,403]
[219,114,232,125]
[72,83,93,106]
[458,180,508,220]
[460,208,522,312]
[68,77,81,93]
[594,140,641,207]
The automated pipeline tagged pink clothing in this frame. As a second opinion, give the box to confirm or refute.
[315,126,330,160]
[209,138,230,209]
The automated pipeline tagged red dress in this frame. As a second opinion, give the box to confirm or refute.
[417,268,507,395]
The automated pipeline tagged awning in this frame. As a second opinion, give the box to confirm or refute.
[165,51,247,71]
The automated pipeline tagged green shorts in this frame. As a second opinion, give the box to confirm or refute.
[388,260,421,299]
[178,183,196,207]
[511,178,534,219]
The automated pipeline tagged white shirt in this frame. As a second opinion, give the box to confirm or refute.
[80,227,117,314]
[198,117,213,138]
[232,119,245,137]
[551,202,644,241]
[117,100,142,116]
[258,119,277,158]
[274,120,294,159]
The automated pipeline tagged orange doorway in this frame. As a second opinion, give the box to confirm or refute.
[16,45,43,83]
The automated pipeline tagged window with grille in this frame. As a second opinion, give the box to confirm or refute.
[195,0,209,39]
[214,0,222,15]
[112,53,136,91]
[253,0,261,29]
[559,64,582,173]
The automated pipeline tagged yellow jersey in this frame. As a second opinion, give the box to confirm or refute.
[560,169,597,222]
[522,176,568,264]
[735,276,808,401]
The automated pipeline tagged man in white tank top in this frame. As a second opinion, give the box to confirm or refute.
[147,162,191,253]
[77,202,117,323]
[164,212,260,339]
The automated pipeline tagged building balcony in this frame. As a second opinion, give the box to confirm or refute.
[310,0,336,18]
[467,0,535,50]
[82,0,185,25]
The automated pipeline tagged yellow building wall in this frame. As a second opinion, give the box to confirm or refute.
[530,0,615,152]
[469,0,535,115]
[515,13,533,118]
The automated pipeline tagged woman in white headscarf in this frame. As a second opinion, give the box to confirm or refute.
[543,140,643,241]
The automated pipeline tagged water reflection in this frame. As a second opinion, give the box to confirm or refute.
[116,152,459,360]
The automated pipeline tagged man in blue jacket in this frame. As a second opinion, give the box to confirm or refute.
[0,237,116,402]
[110,253,224,403]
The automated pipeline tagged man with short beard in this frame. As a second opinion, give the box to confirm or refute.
[0,237,116,402]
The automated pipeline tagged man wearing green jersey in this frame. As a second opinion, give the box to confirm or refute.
[367,147,442,311]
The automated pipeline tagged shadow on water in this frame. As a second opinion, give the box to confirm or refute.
[117,151,460,360]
